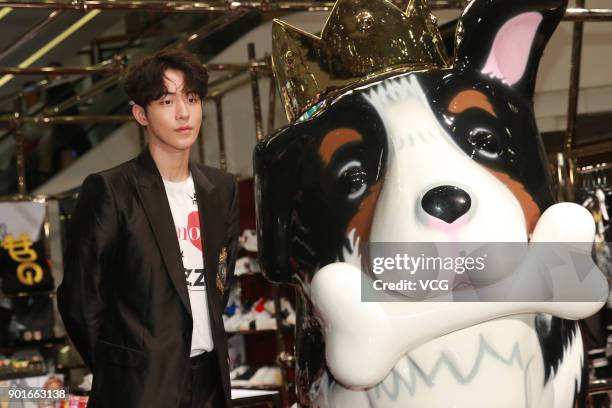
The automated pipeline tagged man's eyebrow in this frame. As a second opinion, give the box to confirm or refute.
[161,89,197,97]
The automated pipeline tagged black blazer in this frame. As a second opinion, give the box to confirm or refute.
[58,147,239,408]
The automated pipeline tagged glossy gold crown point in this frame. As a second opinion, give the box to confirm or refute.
[272,0,449,122]
[406,0,431,16]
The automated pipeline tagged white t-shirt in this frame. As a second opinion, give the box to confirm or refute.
[162,172,214,356]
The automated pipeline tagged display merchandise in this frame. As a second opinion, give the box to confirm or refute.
[224,296,296,332]
[579,176,612,280]
[239,230,258,253]
[0,202,53,294]
[0,350,46,380]
[0,201,67,407]
[10,296,55,342]
[231,365,283,387]
[235,256,261,276]
[224,178,296,405]
[576,172,612,406]
[255,0,608,406]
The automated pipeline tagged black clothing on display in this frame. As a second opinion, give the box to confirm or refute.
[58,147,240,408]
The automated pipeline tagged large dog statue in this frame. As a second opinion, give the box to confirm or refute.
[254,0,608,406]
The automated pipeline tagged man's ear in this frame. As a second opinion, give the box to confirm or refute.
[131,104,148,127]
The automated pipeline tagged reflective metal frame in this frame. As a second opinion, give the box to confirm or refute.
[247,42,264,141]
[0,0,465,12]
[0,9,64,62]
[0,0,609,19]
[0,6,609,218]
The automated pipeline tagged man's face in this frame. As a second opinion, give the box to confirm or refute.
[134,69,202,153]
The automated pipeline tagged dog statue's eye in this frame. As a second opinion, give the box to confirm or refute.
[338,161,368,199]
[468,128,502,159]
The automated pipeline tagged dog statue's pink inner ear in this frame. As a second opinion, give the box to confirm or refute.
[482,12,543,85]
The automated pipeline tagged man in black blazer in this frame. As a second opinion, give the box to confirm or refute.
[58,49,239,408]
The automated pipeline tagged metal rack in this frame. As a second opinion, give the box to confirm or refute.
[0,1,610,195]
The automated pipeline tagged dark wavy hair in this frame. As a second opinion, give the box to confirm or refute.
[123,48,209,108]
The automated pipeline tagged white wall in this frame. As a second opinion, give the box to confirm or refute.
[35,122,141,194]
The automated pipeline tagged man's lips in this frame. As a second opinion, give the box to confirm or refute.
[175,126,193,133]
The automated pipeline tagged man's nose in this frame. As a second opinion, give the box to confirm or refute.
[175,98,189,120]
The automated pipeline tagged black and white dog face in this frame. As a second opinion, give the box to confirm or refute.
[365,68,553,245]
[256,0,563,282]
[254,0,595,405]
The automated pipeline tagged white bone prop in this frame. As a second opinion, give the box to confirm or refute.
[311,202,607,389]
[531,202,597,242]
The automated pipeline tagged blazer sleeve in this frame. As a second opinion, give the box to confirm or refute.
[223,176,240,307]
[57,173,118,370]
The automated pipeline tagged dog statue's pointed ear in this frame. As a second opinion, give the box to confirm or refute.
[454,0,567,99]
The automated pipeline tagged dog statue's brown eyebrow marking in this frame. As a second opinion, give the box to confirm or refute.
[448,89,497,117]
[319,128,363,165]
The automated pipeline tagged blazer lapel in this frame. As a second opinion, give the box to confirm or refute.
[131,148,192,318]
[189,162,222,320]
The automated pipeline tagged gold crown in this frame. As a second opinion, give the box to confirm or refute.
[272,0,450,122]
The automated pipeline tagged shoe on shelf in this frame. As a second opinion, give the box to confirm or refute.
[239,229,258,253]
[79,373,93,391]
[238,311,256,332]
[230,365,251,380]
[248,366,282,386]
[224,302,239,317]
[254,311,277,331]
[231,365,258,387]
[263,298,275,315]
[262,297,296,327]
[265,367,282,386]
[281,298,296,326]
[235,257,261,276]
[225,312,250,332]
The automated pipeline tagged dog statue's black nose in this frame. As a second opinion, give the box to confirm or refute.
[421,186,471,224]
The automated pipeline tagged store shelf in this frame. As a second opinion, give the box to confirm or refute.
[232,390,281,408]
[227,328,276,335]
[230,384,283,391]
[236,272,264,278]
[0,290,56,299]
[55,363,88,371]
[226,326,294,336]
[0,367,47,381]
[0,336,67,353]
